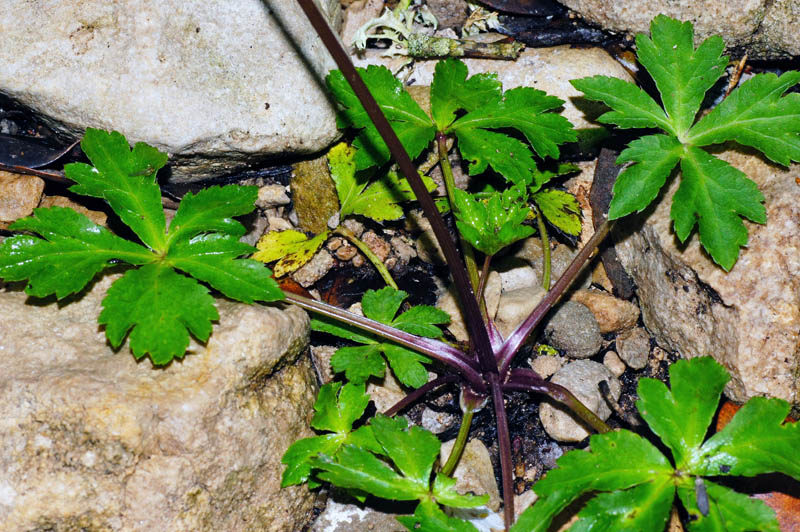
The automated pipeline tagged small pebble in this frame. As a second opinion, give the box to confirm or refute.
[361,231,391,262]
[616,327,651,370]
[603,350,626,377]
[544,301,603,359]
[420,407,457,434]
[255,184,290,208]
[530,355,562,379]
[291,249,335,287]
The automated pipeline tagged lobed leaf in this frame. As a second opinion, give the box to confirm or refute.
[331,344,386,384]
[391,305,451,338]
[167,234,283,303]
[677,480,779,532]
[673,146,765,270]
[372,414,440,487]
[432,475,489,509]
[167,185,258,244]
[569,479,675,532]
[455,127,537,186]
[607,134,683,220]
[327,66,436,170]
[636,357,729,469]
[1,207,152,298]
[532,189,582,236]
[453,187,534,256]
[635,14,727,136]
[430,58,502,131]
[99,263,218,365]
[693,396,800,481]
[687,71,800,165]
[65,129,168,251]
[363,286,409,324]
[570,75,671,131]
[252,230,330,277]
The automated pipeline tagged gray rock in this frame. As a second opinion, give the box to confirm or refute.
[495,285,546,340]
[530,355,563,379]
[560,0,800,60]
[440,438,501,512]
[614,148,800,407]
[603,350,626,377]
[616,327,651,370]
[539,360,620,442]
[291,249,336,288]
[310,496,406,532]
[0,0,342,182]
[570,289,640,334]
[0,274,316,531]
[544,301,603,359]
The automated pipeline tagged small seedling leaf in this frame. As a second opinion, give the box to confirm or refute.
[430,58,502,131]
[532,189,582,236]
[252,230,330,277]
[453,187,535,256]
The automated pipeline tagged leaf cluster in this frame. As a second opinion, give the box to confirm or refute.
[312,286,450,388]
[282,381,487,531]
[572,15,800,269]
[514,357,800,532]
[0,129,283,364]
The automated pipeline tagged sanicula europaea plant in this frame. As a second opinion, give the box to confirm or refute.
[285,2,800,530]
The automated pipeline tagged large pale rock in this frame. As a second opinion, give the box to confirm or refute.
[0,275,316,531]
[559,0,800,60]
[0,0,342,181]
[614,149,800,407]
[0,171,44,229]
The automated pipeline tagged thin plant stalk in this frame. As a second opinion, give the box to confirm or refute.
[334,225,398,289]
[284,292,486,391]
[295,0,496,375]
[476,254,492,319]
[532,203,551,290]
[505,368,611,434]
[441,407,475,476]
[437,132,480,292]
[384,374,458,417]
[498,219,613,377]
[488,373,515,528]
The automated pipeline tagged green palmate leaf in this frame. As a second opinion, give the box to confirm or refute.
[677,480,779,532]
[99,263,218,365]
[281,382,379,488]
[518,430,672,532]
[327,66,436,170]
[687,71,800,165]
[455,127,538,186]
[694,396,800,480]
[453,187,535,256]
[430,58,502,131]
[607,134,683,219]
[636,357,729,469]
[372,414,439,487]
[252,229,330,277]
[532,189,582,236]
[569,479,675,532]
[450,86,576,162]
[64,128,168,251]
[331,344,387,383]
[674,146,766,270]
[316,287,444,387]
[1,207,152,298]
[166,234,283,303]
[635,15,727,137]
[167,185,258,244]
[397,500,480,532]
[570,75,672,131]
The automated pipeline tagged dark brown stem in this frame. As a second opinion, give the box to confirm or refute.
[497,219,613,377]
[294,0,496,377]
[488,373,514,529]
[383,375,459,417]
[505,368,611,434]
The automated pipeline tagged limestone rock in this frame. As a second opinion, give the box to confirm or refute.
[0,0,342,181]
[0,171,44,229]
[539,360,620,442]
[310,496,406,532]
[544,301,603,359]
[495,285,546,340]
[0,275,316,531]
[559,0,800,60]
[440,438,501,512]
[404,46,633,130]
[613,148,800,407]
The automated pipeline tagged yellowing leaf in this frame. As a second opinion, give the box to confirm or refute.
[253,230,330,277]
